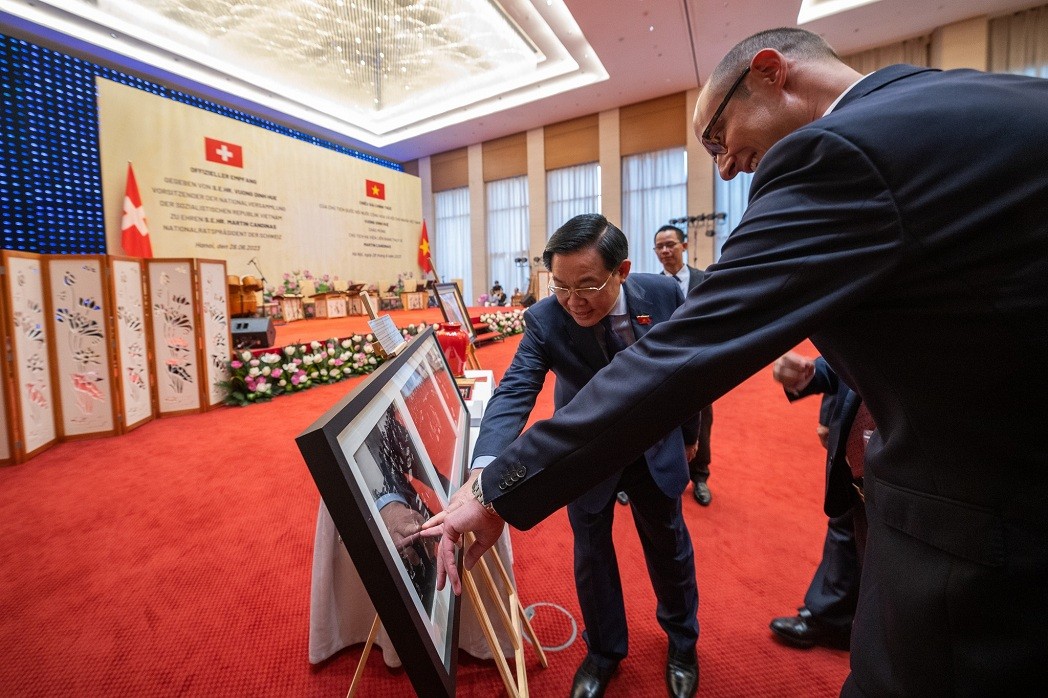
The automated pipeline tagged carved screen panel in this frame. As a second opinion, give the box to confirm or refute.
[147,259,201,415]
[109,257,154,431]
[46,255,118,439]
[196,259,230,409]
[2,251,57,460]
[0,283,12,465]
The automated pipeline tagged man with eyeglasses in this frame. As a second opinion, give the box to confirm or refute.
[427,27,1048,696]
[654,224,715,506]
[469,213,701,697]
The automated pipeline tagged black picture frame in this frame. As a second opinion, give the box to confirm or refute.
[296,328,470,698]
[433,281,477,343]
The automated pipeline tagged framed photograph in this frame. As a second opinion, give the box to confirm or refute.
[296,327,470,698]
[434,281,477,343]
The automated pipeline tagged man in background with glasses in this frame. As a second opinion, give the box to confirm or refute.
[429,27,1048,695]
[654,224,716,507]
[469,213,702,698]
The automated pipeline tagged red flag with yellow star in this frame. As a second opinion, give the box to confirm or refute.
[418,220,433,275]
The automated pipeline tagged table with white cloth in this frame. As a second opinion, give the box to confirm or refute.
[308,370,518,666]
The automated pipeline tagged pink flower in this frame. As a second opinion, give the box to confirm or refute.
[230,360,243,369]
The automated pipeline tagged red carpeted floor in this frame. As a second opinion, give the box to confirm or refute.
[0,308,849,697]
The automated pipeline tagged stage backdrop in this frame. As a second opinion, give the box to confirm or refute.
[96,79,422,287]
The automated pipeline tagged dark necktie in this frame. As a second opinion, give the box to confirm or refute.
[600,315,629,357]
[844,401,876,480]
[672,273,681,282]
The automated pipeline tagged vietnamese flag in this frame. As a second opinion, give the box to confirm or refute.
[121,163,153,258]
[365,179,386,200]
[418,220,433,275]
[204,137,243,168]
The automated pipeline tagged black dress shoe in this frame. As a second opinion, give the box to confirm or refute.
[616,491,630,505]
[666,648,699,698]
[769,608,851,650]
[692,482,712,506]
[570,655,619,698]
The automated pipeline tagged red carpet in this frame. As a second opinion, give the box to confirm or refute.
[0,307,848,696]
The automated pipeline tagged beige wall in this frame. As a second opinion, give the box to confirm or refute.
[418,11,999,296]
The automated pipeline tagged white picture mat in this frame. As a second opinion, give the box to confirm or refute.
[334,340,468,666]
[0,288,10,462]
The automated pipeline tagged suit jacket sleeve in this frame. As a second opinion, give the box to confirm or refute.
[471,306,551,461]
[481,126,913,529]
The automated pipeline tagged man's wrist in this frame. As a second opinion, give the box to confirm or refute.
[471,471,497,514]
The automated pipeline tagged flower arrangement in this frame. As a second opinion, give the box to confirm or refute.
[221,323,427,406]
[268,269,339,298]
[479,309,525,336]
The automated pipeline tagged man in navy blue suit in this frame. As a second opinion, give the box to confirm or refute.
[653,224,715,506]
[470,214,700,698]
[428,28,1048,695]
[769,352,865,651]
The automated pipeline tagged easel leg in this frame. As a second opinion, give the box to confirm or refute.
[466,343,482,370]
[346,614,382,698]
[478,539,549,669]
[464,570,521,698]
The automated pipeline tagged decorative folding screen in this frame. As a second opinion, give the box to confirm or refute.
[45,255,119,440]
[146,259,202,416]
[195,259,231,410]
[108,256,154,432]
[0,280,13,466]
[1,251,58,462]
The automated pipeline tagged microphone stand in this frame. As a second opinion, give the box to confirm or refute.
[249,258,284,326]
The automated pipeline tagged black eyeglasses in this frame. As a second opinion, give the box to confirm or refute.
[701,66,750,158]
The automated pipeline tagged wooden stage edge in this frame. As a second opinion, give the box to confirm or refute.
[262,306,509,350]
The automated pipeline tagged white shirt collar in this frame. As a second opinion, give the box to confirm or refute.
[824,74,868,116]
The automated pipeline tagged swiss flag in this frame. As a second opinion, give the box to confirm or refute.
[418,220,433,275]
[365,179,386,200]
[121,163,153,258]
[205,137,243,168]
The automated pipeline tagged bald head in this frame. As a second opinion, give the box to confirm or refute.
[694,27,862,180]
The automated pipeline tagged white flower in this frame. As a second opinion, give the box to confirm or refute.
[363,343,374,354]
[310,340,321,349]
[278,379,287,387]
[261,353,280,364]
[261,366,271,376]
[341,339,352,349]
[248,367,261,377]
[366,333,375,342]
[240,351,252,362]
[368,357,377,365]
[284,346,296,356]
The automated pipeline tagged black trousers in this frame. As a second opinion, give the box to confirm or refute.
[567,459,699,667]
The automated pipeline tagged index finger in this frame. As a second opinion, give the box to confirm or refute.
[420,510,447,530]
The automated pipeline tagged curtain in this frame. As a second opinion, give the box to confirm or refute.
[990,4,1048,77]
[433,187,472,303]
[713,167,753,261]
[486,175,530,302]
[620,147,687,274]
[842,35,931,73]
[546,162,601,238]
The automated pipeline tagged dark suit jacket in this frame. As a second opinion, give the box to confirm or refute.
[480,66,1048,693]
[473,273,695,513]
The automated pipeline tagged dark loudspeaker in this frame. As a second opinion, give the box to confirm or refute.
[231,317,276,349]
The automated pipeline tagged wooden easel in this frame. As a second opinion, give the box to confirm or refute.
[345,542,548,698]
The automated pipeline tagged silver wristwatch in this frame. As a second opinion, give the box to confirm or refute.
[471,473,497,514]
